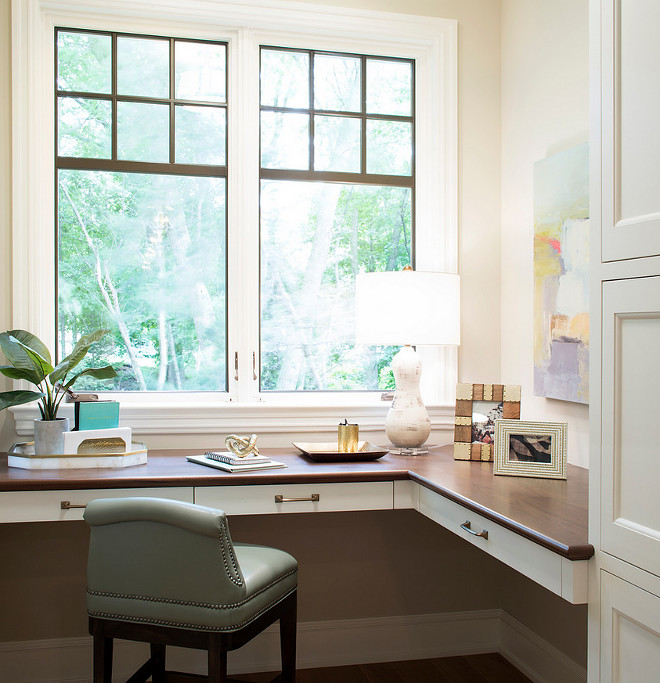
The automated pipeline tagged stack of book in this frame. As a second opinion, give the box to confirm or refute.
[187,450,286,472]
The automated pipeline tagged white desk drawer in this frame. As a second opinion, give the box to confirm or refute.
[195,481,393,515]
[0,487,194,523]
[418,486,587,603]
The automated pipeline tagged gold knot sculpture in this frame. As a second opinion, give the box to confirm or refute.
[225,434,260,458]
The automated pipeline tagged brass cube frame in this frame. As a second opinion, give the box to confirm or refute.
[453,383,521,462]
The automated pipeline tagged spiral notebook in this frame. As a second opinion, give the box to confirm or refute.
[187,454,286,473]
[203,450,271,466]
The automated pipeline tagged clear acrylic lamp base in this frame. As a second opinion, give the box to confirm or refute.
[388,446,429,456]
[385,345,431,455]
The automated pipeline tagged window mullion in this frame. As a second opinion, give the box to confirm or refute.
[111,34,117,160]
[227,29,261,402]
[169,38,175,164]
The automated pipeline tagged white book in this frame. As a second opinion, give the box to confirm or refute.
[187,454,286,473]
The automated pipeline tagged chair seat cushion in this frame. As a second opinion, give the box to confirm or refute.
[87,543,297,632]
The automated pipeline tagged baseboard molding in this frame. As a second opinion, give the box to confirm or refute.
[499,611,587,683]
[0,609,585,683]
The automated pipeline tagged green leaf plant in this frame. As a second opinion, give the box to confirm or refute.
[0,329,117,420]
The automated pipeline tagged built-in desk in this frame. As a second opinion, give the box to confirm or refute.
[0,444,592,604]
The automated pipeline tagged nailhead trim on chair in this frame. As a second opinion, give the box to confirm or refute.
[87,567,297,611]
[88,586,297,632]
[219,517,243,587]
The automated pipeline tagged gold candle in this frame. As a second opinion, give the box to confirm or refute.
[338,420,359,453]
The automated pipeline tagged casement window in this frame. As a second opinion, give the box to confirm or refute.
[13,0,457,435]
[259,48,415,392]
[56,30,229,392]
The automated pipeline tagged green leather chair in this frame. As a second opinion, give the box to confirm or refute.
[84,497,298,683]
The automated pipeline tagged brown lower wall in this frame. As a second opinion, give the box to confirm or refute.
[0,509,587,666]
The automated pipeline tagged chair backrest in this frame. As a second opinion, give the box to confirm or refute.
[84,497,246,607]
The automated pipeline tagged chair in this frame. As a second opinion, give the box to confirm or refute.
[84,497,297,683]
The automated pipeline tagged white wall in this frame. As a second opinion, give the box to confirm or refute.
[501,0,590,467]
[497,5,590,660]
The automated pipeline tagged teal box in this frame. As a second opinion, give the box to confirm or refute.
[75,401,120,431]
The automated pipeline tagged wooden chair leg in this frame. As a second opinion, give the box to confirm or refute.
[208,635,228,683]
[280,592,297,683]
[150,643,167,683]
[92,628,113,683]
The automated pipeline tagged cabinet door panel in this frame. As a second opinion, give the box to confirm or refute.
[601,0,660,261]
[601,277,660,572]
[600,571,660,683]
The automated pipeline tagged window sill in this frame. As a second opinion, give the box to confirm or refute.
[10,401,456,439]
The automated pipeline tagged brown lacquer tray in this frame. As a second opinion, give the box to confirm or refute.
[292,442,389,462]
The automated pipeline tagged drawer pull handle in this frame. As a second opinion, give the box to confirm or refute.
[61,501,87,510]
[460,520,488,539]
[274,494,320,504]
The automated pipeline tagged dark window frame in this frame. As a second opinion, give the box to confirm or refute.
[55,27,229,177]
[258,46,417,392]
[259,46,415,188]
[54,27,229,386]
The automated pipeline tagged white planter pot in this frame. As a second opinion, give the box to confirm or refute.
[34,417,70,455]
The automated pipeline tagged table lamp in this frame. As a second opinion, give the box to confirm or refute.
[355,267,460,455]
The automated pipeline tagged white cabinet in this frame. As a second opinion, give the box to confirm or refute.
[591,0,660,679]
[601,277,660,574]
[0,487,194,523]
[600,0,660,262]
[600,571,660,683]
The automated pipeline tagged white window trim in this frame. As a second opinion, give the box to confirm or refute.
[11,0,457,437]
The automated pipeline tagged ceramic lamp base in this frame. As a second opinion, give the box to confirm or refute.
[385,345,431,450]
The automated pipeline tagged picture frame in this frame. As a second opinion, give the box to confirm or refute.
[453,383,521,461]
[494,419,567,480]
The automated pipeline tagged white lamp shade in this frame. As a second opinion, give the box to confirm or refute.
[355,270,460,346]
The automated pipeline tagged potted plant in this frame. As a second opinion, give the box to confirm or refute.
[0,329,117,454]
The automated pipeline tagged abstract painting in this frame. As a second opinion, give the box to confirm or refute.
[533,143,589,404]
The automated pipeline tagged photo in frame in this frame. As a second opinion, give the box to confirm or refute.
[494,419,567,480]
[453,383,521,461]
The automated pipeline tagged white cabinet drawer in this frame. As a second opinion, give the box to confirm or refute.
[0,487,194,523]
[195,481,393,515]
[418,486,588,604]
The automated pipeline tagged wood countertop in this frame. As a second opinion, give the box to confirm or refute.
[0,444,592,561]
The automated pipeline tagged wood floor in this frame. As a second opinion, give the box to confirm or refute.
[231,654,532,682]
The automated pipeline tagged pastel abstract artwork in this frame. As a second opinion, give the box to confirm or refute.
[533,143,589,404]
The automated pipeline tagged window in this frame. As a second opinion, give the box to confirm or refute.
[13,0,456,434]
[259,48,414,391]
[56,30,229,392]
[56,34,416,396]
